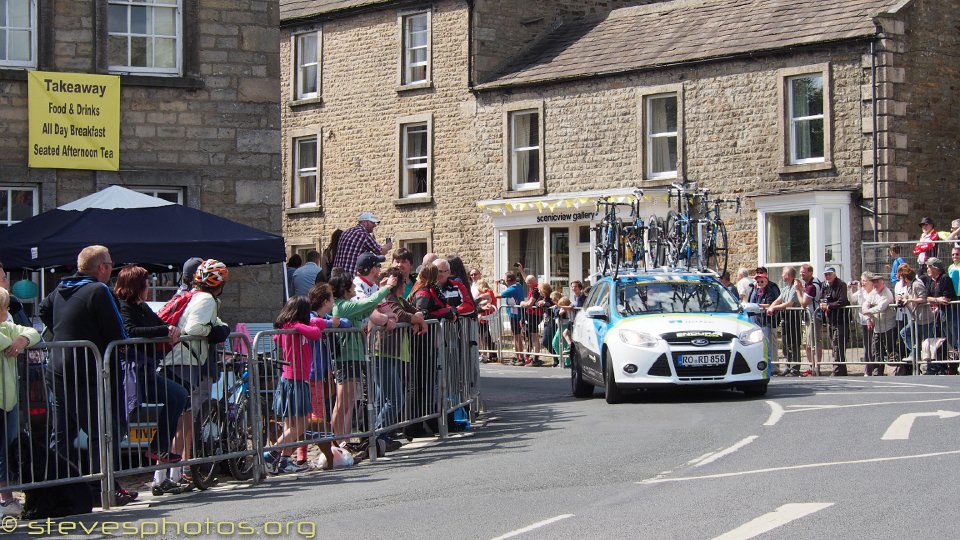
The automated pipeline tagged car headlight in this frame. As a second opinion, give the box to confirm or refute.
[738,328,765,346]
[619,329,660,348]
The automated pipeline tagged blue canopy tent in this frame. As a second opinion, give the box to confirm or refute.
[0,186,287,297]
[0,186,285,268]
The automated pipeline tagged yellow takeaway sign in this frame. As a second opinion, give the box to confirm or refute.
[28,71,120,171]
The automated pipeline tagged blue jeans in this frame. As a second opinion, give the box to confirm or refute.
[761,325,775,376]
[374,358,404,431]
[900,321,935,360]
[139,369,188,454]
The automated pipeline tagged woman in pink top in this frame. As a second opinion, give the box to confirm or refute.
[264,296,327,474]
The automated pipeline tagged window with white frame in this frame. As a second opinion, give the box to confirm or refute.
[293,136,318,208]
[646,93,678,178]
[509,110,541,189]
[787,74,824,164]
[756,192,850,281]
[0,0,36,68]
[294,31,319,100]
[401,122,429,197]
[108,0,181,75]
[0,185,38,226]
[132,187,183,204]
[400,11,429,86]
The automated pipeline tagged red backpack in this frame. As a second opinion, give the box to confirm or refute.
[158,290,197,326]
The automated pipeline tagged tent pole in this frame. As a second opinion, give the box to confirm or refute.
[282,262,289,301]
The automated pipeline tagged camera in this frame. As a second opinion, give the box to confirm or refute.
[514,262,522,268]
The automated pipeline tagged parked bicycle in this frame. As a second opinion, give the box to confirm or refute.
[190,352,283,489]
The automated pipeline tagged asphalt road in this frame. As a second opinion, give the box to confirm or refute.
[23,368,960,540]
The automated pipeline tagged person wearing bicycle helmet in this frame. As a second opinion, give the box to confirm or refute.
[161,259,231,489]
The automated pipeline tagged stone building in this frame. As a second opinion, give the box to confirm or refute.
[0,0,282,322]
[280,0,960,291]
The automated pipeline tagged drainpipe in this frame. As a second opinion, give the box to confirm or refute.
[870,39,879,243]
[466,0,474,89]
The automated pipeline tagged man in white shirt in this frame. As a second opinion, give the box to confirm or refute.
[861,272,896,376]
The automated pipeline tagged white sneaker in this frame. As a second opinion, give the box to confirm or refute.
[0,499,22,517]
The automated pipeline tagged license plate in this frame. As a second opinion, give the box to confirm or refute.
[128,427,157,443]
[678,353,725,366]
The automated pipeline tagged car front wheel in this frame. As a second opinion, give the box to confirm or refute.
[604,352,623,404]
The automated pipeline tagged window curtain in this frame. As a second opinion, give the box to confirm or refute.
[514,114,531,185]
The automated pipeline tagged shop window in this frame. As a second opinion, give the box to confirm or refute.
[107,0,181,75]
[756,192,850,280]
[505,228,544,277]
[399,10,429,87]
[293,136,318,208]
[0,0,36,68]
[0,184,37,226]
[294,30,319,100]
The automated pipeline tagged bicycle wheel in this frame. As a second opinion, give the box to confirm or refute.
[706,219,729,276]
[190,399,223,491]
[227,393,260,481]
[646,216,662,269]
[608,225,621,272]
[664,211,681,268]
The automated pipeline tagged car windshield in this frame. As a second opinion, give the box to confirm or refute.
[616,279,738,316]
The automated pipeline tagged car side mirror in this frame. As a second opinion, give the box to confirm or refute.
[585,306,608,320]
[740,302,763,314]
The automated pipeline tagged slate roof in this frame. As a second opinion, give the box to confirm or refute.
[477,0,906,89]
[281,0,396,23]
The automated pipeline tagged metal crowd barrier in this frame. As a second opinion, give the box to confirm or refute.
[766,299,960,376]
[484,305,571,368]
[11,341,111,508]
[8,321,484,509]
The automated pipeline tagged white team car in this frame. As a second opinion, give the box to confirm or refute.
[570,270,769,403]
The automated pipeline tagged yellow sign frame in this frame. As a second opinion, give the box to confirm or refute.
[28,71,120,171]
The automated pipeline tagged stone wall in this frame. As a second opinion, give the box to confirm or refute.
[281,0,492,269]
[0,0,282,324]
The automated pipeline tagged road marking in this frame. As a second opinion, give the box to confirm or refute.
[688,452,715,465]
[819,391,960,395]
[491,514,574,539]
[711,503,834,540]
[860,380,949,389]
[637,449,960,484]
[881,410,960,440]
[696,436,758,467]
[784,397,960,413]
[764,401,784,426]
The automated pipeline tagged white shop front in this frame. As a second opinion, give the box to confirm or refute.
[478,188,670,293]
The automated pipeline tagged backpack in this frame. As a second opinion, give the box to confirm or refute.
[807,278,825,322]
[157,290,197,326]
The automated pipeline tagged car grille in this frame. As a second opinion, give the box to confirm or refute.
[647,354,672,377]
[661,331,736,346]
[731,353,751,375]
[671,351,730,377]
